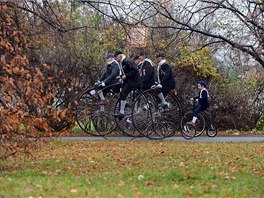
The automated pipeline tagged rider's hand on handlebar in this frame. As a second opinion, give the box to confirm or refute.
[156,84,162,88]
[94,81,101,86]
[101,81,105,87]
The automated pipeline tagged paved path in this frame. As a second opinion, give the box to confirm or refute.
[57,135,264,142]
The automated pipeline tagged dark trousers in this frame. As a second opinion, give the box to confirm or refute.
[98,83,121,97]
[120,83,135,100]
[193,104,207,117]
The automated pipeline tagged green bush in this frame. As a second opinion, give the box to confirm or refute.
[254,116,264,132]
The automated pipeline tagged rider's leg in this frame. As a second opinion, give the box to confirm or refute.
[98,91,105,100]
[119,100,126,114]
[114,84,132,119]
[187,105,202,125]
[193,105,202,123]
[99,87,111,111]
[155,88,166,104]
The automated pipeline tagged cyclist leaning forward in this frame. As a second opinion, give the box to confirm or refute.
[113,50,142,120]
[155,53,176,108]
[97,53,120,107]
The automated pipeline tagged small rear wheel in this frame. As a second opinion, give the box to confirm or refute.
[206,125,217,137]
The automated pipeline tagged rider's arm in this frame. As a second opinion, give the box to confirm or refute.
[103,63,119,85]
[100,71,107,82]
[160,64,172,85]
[123,59,138,79]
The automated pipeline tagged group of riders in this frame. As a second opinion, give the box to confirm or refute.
[96,50,209,126]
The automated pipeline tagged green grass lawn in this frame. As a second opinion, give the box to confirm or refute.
[0,141,263,197]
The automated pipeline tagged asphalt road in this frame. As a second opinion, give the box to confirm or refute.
[56,135,264,142]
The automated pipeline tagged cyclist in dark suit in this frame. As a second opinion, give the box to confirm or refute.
[113,50,141,120]
[97,53,120,107]
[138,51,155,91]
[155,53,176,108]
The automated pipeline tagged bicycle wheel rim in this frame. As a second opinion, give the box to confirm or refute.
[76,89,102,136]
[206,126,218,137]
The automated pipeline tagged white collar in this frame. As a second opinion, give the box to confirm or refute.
[120,54,126,64]
[200,88,209,98]
[144,58,154,67]
[158,59,166,68]
[107,59,115,65]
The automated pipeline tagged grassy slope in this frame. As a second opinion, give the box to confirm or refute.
[0,141,263,197]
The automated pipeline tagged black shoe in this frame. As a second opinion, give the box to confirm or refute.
[113,113,125,121]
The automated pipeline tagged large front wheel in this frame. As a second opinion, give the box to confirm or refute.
[76,88,117,136]
[180,111,205,138]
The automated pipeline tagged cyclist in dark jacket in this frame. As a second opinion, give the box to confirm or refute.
[97,53,120,106]
[138,51,155,91]
[187,81,209,126]
[155,53,176,108]
[113,50,141,120]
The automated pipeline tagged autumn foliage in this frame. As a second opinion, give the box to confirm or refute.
[0,5,72,159]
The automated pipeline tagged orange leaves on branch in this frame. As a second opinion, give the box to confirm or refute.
[2,4,8,11]
[46,93,55,99]
[7,78,16,89]
[0,39,7,47]
[33,118,50,132]
[43,64,51,70]
[1,55,6,64]
[35,67,43,78]
[22,57,29,66]
[14,36,20,43]
[25,87,31,97]
[46,77,53,82]
[58,108,68,120]
[12,67,20,74]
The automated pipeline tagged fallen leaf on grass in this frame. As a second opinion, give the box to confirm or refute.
[173,183,179,189]
[185,190,193,196]
[35,184,42,188]
[118,180,125,186]
[211,184,219,189]
[24,188,32,193]
[218,170,226,175]
[179,162,185,167]
[229,166,237,172]
[42,171,48,175]
[225,176,236,180]
[145,180,154,186]
[70,189,77,193]
[133,192,141,198]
